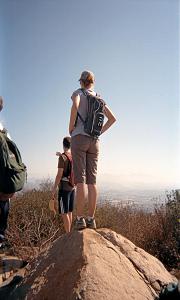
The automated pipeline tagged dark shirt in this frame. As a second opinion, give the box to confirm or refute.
[58,153,74,192]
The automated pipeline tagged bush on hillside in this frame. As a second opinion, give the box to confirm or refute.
[96,191,180,270]
[7,180,64,259]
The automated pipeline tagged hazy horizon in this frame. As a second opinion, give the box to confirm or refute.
[26,173,177,192]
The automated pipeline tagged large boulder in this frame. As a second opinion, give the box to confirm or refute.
[0,229,177,300]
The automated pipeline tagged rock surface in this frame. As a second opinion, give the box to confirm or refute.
[0,228,177,300]
[0,252,26,284]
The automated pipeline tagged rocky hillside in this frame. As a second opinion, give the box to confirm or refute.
[0,228,177,300]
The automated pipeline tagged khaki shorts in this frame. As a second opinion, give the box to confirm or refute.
[71,135,99,184]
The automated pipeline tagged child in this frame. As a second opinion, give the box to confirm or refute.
[52,137,75,233]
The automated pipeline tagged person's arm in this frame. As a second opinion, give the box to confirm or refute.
[69,93,80,135]
[52,168,63,198]
[101,105,116,135]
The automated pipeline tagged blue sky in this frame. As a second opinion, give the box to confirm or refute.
[0,0,179,189]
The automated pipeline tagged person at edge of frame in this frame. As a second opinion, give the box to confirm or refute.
[0,96,14,249]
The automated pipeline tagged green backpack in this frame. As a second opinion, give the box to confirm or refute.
[0,131,27,194]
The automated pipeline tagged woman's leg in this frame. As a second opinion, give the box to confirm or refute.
[86,138,99,229]
[61,214,71,233]
[71,135,88,219]
[76,183,86,217]
[86,138,99,217]
[87,184,97,217]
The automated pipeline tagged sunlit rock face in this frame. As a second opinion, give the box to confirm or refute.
[0,229,177,300]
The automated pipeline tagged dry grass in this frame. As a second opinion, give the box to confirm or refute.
[6,181,180,273]
[96,199,180,271]
[7,181,64,260]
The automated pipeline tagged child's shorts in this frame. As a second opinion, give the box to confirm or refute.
[58,189,75,214]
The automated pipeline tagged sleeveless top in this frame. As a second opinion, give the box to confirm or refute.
[71,88,96,137]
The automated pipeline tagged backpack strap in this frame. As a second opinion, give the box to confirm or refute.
[76,111,85,124]
[75,89,99,126]
[74,89,87,126]
[62,152,72,163]
[61,152,74,187]
[81,88,88,96]
[61,153,71,179]
[81,88,99,97]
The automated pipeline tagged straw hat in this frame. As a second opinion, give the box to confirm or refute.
[49,198,58,215]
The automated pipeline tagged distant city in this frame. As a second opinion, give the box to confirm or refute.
[98,187,168,211]
[24,176,177,211]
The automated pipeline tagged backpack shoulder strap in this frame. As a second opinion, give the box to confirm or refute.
[62,152,74,187]
[76,111,85,124]
[80,88,88,96]
[81,88,98,97]
[75,88,101,126]
[61,152,73,180]
[74,90,86,125]
[61,153,66,161]
[62,152,72,162]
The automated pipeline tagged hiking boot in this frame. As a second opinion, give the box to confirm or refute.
[74,217,86,230]
[86,218,97,229]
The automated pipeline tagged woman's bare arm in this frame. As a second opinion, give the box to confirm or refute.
[101,105,116,135]
[69,94,80,135]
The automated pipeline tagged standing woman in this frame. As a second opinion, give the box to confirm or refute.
[69,70,116,230]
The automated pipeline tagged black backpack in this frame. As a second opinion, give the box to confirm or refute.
[76,89,105,138]
[61,152,74,187]
[159,282,180,300]
[0,130,27,194]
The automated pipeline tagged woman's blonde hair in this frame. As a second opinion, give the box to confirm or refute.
[79,70,95,88]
